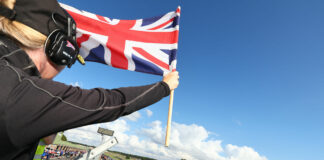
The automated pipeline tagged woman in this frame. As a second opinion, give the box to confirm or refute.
[0,0,179,159]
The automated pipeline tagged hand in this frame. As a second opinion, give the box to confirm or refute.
[163,71,179,90]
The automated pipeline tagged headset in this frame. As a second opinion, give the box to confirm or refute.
[44,12,81,68]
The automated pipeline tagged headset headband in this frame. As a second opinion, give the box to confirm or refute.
[0,5,16,20]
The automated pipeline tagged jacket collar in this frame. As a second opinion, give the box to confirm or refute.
[0,34,40,76]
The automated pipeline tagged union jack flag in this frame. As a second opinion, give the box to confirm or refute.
[60,4,180,76]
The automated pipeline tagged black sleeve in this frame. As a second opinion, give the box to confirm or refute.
[118,81,170,115]
[5,71,170,147]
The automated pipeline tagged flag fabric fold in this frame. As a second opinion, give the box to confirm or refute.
[61,4,180,76]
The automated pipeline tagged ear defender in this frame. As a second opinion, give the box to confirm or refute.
[44,12,84,68]
[44,29,78,67]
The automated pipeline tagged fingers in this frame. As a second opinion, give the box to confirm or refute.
[170,71,179,79]
[173,71,180,79]
[163,71,180,90]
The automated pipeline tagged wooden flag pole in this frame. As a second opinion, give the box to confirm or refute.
[165,90,174,147]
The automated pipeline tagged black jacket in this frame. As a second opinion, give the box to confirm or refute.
[0,35,170,160]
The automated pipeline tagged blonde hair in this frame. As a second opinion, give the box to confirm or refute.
[0,0,47,49]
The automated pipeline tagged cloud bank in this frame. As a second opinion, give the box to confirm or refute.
[123,111,141,121]
[64,112,267,160]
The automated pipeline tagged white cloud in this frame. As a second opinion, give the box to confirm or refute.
[225,144,267,160]
[145,109,153,117]
[135,121,225,160]
[70,81,83,87]
[64,119,131,146]
[64,124,103,146]
[65,120,267,160]
[123,111,141,121]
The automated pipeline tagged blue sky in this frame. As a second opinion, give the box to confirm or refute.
[56,0,324,160]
